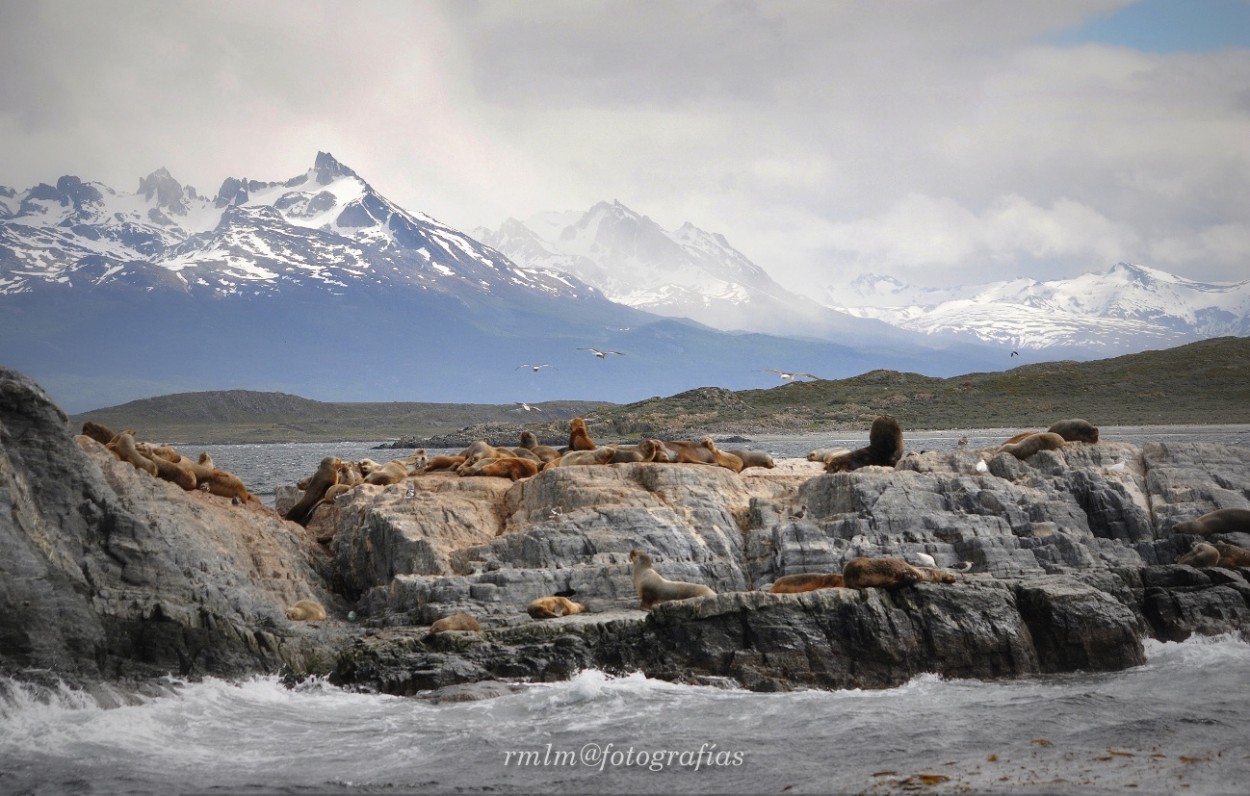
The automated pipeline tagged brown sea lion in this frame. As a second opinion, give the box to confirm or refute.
[284,456,341,526]
[842,556,954,590]
[526,595,587,619]
[285,599,327,621]
[999,431,1066,460]
[459,440,512,467]
[664,439,716,465]
[701,437,744,472]
[544,448,616,468]
[107,431,160,476]
[80,420,118,446]
[568,417,596,451]
[825,415,905,473]
[725,449,776,470]
[1002,431,1041,445]
[1172,508,1250,537]
[421,454,467,473]
[136,442,198,490]
[629,549,716,610]
[608,438,665,463]
[428,613,481,634]
[1178,542,1219,567]
[1047,418,1099,443]
[518,430,561,464]
[769,572,845,593]
[1212,541,1250,568]
[459,456,540,481]
[199,468,261,505]
[807,448,846,464]
[363,459,409,486]
[508,447,543,463]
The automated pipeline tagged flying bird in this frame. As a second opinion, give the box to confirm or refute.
[515,402,540,412]
[1010,351,1019,357]
[517,364,555,372]
[765,369,819,381]
[579,347,625,359]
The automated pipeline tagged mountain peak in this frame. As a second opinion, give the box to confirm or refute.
[138,168,187,215]
[313,151,358,185]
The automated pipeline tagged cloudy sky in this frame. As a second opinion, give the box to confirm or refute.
[2,0,1248,293]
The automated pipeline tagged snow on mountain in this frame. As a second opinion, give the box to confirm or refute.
[829,263,1250,352]
[0,152,593,301]
[477,201,895,341]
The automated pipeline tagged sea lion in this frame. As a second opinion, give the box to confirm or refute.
[80,420,118,446]
[1172,508,1250,538]
[841,556,957,590]
[1178,542,1220,567]
[725,449,776,470]
[107,431,159,476]
[999,432,1066,460]
[363,459,409,485]
[1047,419,1099,444]
[568,417,596,451]
[518,430,561,464]
[136,442,198,490]
[807,448,846,464]
[629,549,716,610]
[458,440,512,467]
[336,459,365,486]
[199,468,260,505]
[608,438,664,463]
[421,454,467,473]
[702,437,744,472]
[1002,431,1041,445]
[459,456,540,481]
[428,613,481,634]
[768,572,845,593]
[508,447,543,463]
[664,439,716,465]
[825,415,905,473]
[526,595,588,619]
[544,448,616,468]
[284,456,341,526]
[285,599,327,621]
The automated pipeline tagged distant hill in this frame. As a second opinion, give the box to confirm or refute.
[68,337,1250,444]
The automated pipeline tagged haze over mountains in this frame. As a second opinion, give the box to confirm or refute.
[481,207,1250,355]
[0,153,999,414]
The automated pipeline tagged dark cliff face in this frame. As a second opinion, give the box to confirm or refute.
[0,366,344,685]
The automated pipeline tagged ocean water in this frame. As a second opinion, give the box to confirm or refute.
[2,636,1249,794]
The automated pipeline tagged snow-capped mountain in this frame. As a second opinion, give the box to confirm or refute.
[477,201,910,343]
[0,155,1001,412]
[831,264,1250,353]
[0,152,589,302]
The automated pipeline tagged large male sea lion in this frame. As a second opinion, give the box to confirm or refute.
[527,595,587,619]
[284,456,341,526]
[842,556,957,590]
[1047,418,1099,443]
[999,432,1066,460]
[769,572,844,593]
[1172,508,1250,537]
[825,415,905,472]
[629,549,716,610]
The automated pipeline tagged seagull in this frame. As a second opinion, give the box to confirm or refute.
[765,369,820,381]
[579,347,625,359]
[912,552,937,568]
[975,459,989,473]
[951,561,974,573]
[517,364,555,372]
[515,402,540,412]
[788,505,807,520]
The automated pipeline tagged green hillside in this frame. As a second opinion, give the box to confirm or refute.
[69,337,1250,444]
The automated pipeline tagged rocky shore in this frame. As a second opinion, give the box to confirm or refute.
[3,366,1249,700]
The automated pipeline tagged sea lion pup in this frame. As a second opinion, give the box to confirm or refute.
[608,438,664,463]
[841,556,958,590]
[725,449,775,470]
[629,549,716,610]
[544,447,616,468]
[527,595,588,619]
[285,599,327,621]
[427,613,481,635]
[284,455,341,526]
[518,431,561,464]
[1047,418,1099,443]
[421,454,466,473]
[1172,508,1250,538]
[1178,542,1220,567]
[459,456,540,481]
[998,431,1066,460]
[807,448,845,464]
[825,415,905,473]
[568,416,596,451]
[769,572,844,594]
[107,431,160,476]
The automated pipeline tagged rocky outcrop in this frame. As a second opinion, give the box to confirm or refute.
[3,364,1250,698]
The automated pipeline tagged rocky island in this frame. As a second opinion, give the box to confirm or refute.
[3,365,1249,701]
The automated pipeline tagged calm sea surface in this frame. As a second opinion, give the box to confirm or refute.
[6,428,1246,794]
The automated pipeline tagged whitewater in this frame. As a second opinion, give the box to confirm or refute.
[2,636,1249,794]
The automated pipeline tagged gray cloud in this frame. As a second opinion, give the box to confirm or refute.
[2,0,1246,293]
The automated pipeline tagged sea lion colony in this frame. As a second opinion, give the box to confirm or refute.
[81,415,1250,635]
